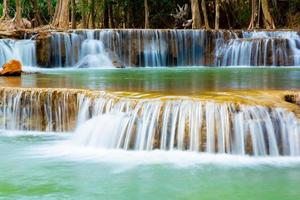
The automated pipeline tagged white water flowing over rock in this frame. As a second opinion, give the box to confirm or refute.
[51,32,114,68]
[0,39,37,67]
[48,30,300,67]
[0,88,300,156]
[72,113,130,148]
[75,39,114,68]
[216,31,300,66]
[72,95,300,156]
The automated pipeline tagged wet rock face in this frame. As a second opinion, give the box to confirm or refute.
[0,60,22,76]
[285,94,300,106]
[36,33,52,67]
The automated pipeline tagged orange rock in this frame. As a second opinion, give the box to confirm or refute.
[0,60,22,76]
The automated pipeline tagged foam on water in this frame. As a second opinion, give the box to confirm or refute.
[0,129,67,138]
[29,140,300,168]
[2,129,300,168]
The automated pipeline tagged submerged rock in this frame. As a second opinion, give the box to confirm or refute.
[0,59,22,76]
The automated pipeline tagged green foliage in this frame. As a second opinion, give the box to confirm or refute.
[289,0,300,14]
[0,3,3,17]
[0,0,298,29]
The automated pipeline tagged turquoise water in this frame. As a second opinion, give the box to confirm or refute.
[1,67,300,199]
[2,67,300,94]
[1,132,300,200]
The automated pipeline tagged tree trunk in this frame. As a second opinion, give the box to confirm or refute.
[81,0,88,28]
[1,0,10,20]
[261,0,275,29]
[201,0,210,29]
[52,0,70,29]
[108,2,115,28]
[127,2,133,28]
[256,0,261,29]
[191,0,202,29]
[215,0,220,29]
[103,0,109,28]
[71,0,76,29]
[91,0,95,28]
[248,0,275,30]
[47,0,52,18]
[30,0,43,27]
[15,0,22,28]
[248,0,258,30]
[144,0,149,28]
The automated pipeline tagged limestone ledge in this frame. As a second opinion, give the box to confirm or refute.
[0,86,299,112]
[0,86,299,133]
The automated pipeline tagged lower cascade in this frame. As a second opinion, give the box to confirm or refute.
[73,99,300,156]
[0,88,300,156]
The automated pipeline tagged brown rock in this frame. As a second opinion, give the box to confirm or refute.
[0,60,22,76]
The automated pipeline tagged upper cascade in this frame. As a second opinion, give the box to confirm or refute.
[1,29,299,68]
[0,39,36,67]
[0,87,300,156]
[47,29,300,68]
[50,32,114,68]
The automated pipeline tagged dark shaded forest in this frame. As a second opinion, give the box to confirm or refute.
[0,0,299,30]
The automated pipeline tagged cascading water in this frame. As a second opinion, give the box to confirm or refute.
[0,39,37,67]
[73,97,300,156]
[46,29,300,67]
[49,29,213,67]
[2,88,298,156]
[76,39,114,68]
[50,31,114,68]
[0,88,80,132]
[216,31,300,66]
[0,30,299,68]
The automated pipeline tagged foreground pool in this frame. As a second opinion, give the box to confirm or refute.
[1,132,300,200]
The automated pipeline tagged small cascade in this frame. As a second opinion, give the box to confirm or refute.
[76,39,113,68]
[216,31,300,66]
[50,32,114,68]
[0,87,299,156]
[0,88,80,132]
[0,39,37,67]
[50,33,78,67]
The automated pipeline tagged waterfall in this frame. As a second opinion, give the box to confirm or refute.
[1,88,299,156]
[0,30,299,68]
[47,30,300,68]
[76,39,114,68]
[0,88,81,132]
[49,29,213,67]
[50,31,114,68]
[0,39,37,67]
[73,97,300,156]
[216,31,300,66]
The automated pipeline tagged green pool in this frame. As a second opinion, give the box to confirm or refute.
[1,67,300,200]
[1,132,300,200]
[2,67,300,94]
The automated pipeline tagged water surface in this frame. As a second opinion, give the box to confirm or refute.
[1,67,300,95]
[1,132,300,200]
